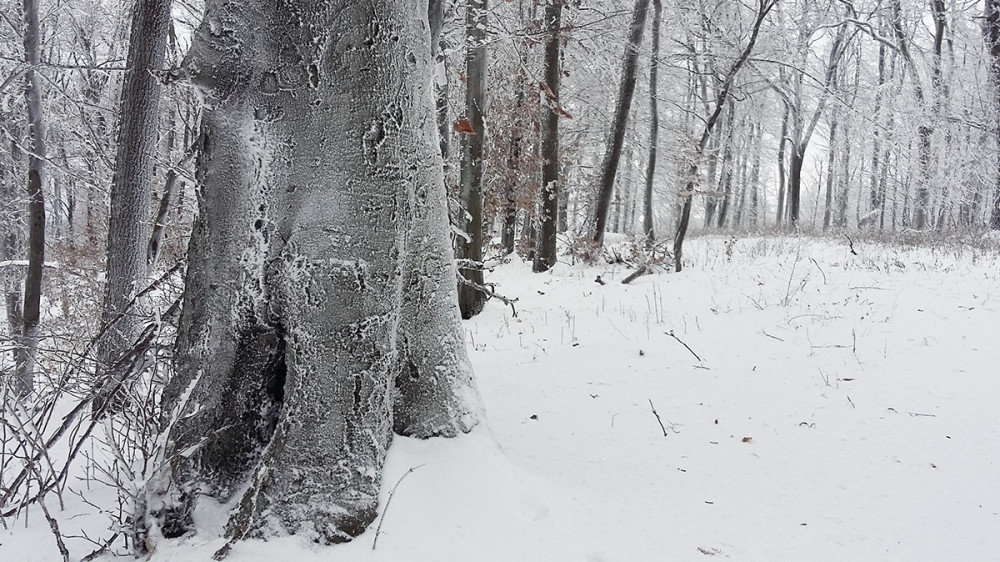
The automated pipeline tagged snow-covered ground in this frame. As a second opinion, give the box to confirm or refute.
[4,234,1000,561]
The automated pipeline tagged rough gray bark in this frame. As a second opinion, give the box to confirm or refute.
[13,0,47,397]
[141,1,483,550]
[457,0,487,317]
[642,0,661,247]
[589,0,649,246]
[95,0,172,411]
[533,0,562,273]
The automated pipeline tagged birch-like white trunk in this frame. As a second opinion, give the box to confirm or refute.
[143,0,482,549]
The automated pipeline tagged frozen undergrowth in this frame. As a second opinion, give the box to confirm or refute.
[3,233,1000,561]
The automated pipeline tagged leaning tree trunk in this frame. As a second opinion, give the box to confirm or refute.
[642,0,661,247]
[94,0,172,412]
[589,0,649,246]
[673,0,775,271]
[533,0,563,273]
[457,0,488,317]
[141,1,483,551]
[13,0,47,397]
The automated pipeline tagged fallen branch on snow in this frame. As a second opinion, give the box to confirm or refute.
[372,464,425,550]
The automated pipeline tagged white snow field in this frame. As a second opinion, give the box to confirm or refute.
[3,234,1000,561]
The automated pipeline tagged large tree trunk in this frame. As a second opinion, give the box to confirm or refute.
[589,0,649,246]
[642,0,661,246]
[533,0,563,273]
[13,0,47,397]
[457,0,488,317]
[95,0,172,411]
[141,1,483,550]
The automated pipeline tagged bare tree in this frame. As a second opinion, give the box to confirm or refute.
[12,0,48,396]
[588,0,649,246]
[95,0,172,412]
[140,0,482,550]
[673,0,776,272]
[457,0,488,317]
[642,0,662,247]
[534,0,564,273]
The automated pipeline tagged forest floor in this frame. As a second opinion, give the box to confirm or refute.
[4,233,1000,561]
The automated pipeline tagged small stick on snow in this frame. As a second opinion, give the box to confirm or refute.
[845,234,858,256]
[373,464,425,550]
[809,257,827,284]
[666,331,702,362]
[761,330,784,342]
[648,399,669,437]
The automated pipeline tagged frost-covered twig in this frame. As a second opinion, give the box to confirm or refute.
[372,464,425,550]
[456,275,518,316]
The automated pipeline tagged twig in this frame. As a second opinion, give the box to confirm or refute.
[456,275,518,316]
[372,464,425,550]
[648,399,669,437]
[80,533,119,562]
[845,234,858,256]
[761,330,784,342]
[666,331,702,362]
[39,495,70,562]
[782,244,803,306]
[809,257,827,284]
